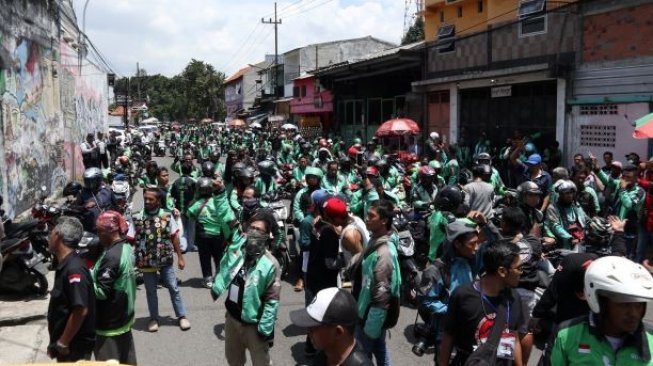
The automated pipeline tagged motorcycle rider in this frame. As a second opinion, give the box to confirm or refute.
[255,160,279,197]
[292,167,323,225]
[201,161,217,179]
[427,185,468,262]
[75,167,112,233]
[475,152,507,196]
[516,181,546,239]
[170,161,197,252]
[376,159,399,191]
[139,161,159,188]
[411,166,439,212]
[292,156,309,187]
[208,151,225,180]
[545,180,590,251]
[548,256,653,365]
[211,211,282,366]
[321,161,347,196]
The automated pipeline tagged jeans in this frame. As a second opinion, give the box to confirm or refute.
[195,234,224,279]
[356,327,390,366]
[181,216,196,251]
[636,224,653,263]
[143,265,187,319]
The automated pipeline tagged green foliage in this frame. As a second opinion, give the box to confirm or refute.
[402,17,425,45]
[113,59,226,122]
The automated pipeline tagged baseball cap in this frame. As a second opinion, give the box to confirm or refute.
[446,218,478,242]
[311,189,331,208]
[525,153,542,166]
[611,161,623,169]
[290,287,358,328]
[622,162,638,171]
[323,197,348,219]
[96,210,129,235]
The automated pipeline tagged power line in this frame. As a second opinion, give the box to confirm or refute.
[283,0,335,18]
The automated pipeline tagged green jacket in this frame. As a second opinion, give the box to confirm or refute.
[444,159,460,186]
[254,177,278,196]
[187,197,223,237]
[545,203,589,249]
[91,241,136,336]
[549,315,653,366]
[292,166,306,183]
[321,175,347,196]
[212,233,281,337]
[428,210,449,261]
[350,188,380,220]
[411,184,438,210]
[356,234,401,339]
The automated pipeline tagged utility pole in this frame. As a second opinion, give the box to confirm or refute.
[262,2,282,98]
[136,62,141,101]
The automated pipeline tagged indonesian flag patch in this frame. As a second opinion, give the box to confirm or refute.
[578,344,591,354]
[68,273,81,284]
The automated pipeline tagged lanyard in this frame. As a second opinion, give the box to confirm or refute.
[475,281,511,325]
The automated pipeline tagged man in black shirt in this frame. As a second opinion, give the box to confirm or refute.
[306,196,341,295]
[439,240,528,366]
[47,217,96,362]
[291,287,373,366]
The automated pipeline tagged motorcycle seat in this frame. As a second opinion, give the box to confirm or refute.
[1,238,26,253]
[5,220,39,238]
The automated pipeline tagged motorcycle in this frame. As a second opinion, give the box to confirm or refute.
[154,140,167,157]
[0,237,49,296]
[393,210,422,306]
[262,190,293,278]
[168,140,178,157]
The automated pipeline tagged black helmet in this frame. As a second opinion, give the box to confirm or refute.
[368,155,380,167]
[517,181,542,201]
[472,164,492,177]
[240,166,257,179]
[338,156,351,168]
[555,179,577,194]
[257,160,276,177]
[458,168,473,185]
[83,168,103,191]
[232,162,247,177]
[585,217,612,244]
[201,161,215,178]
[435,186,465,213]
[63,181,83,197]
[196,177,214,198]
[209,150,220,161]
[376,159,389,171]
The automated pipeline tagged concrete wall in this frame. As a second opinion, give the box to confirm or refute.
[0,0,108,217]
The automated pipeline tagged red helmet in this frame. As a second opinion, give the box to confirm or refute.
[347,146,360,158]
[419,166,436,177]
[366,166,379,177]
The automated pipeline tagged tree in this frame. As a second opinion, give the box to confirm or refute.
[402,17,425,45]
[111,59,227,122]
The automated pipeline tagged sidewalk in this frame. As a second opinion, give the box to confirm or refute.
[0,271,54,365]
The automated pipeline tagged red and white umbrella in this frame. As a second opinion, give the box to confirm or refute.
[374,118,421,137]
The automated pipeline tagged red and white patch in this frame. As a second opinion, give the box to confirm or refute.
[68,273,81,284]
[578,344,591,354]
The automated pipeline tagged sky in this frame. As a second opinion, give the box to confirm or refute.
[74,0,409,78]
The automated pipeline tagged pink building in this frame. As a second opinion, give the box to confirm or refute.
[290,75,334,132]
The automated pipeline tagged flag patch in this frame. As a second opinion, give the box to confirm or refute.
[68,273,81,284]
[578,344,591,354]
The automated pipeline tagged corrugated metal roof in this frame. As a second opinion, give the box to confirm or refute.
[225,66,253,83]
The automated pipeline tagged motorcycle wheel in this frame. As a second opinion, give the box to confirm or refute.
[32,270,48,296]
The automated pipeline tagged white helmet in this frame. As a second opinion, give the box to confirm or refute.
[584,256,653,313]
[429,132,440,140]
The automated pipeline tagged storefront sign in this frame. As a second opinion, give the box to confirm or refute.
[491,85,512,98]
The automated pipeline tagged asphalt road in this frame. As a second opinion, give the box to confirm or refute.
[130,157,425,366]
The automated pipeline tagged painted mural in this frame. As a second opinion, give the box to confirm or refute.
[0,36,66,217]
[0,30,108,218]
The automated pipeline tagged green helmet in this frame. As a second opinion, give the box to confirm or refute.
[305,166,324,179]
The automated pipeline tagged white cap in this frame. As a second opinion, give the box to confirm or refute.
[430,132,440,140]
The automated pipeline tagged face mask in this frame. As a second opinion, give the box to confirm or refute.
[244,229,269,260]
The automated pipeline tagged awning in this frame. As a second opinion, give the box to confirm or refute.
[300,116,321,127]
[273,97,294,103]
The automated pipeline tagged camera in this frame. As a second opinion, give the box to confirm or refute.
[412,322,433,356]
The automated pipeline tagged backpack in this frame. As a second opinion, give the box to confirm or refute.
[170,177,196,212]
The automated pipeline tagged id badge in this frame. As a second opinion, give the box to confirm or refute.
[496,331,516,360]
[228,284,240,303]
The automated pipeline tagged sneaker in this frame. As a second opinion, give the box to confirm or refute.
[179,317,191,331]
[203,277,213,289]
[147,319,159,332]
[294,278,304,292]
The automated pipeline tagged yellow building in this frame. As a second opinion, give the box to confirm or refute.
[423,0,573,41]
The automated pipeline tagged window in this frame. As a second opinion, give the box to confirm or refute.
[478,1,483,13]
[301,85,307,97]
[519,15,546,36]
[439,11,444,22]
[457,6,462,18]
[518,0,545,18]
[293,86,299,98]
[436,24,456,53]
[580,105,619,115]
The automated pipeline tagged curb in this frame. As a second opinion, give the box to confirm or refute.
[0,313,46,327]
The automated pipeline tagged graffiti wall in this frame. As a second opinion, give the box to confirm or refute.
[0,1,108,218]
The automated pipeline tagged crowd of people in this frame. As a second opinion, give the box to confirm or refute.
[49,123,653,366]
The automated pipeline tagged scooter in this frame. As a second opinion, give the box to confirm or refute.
[262,190,293,278]
[154,140,167,157]
[393,210,422,306]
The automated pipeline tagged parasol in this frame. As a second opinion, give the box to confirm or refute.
[633,112,653,139]
[374,118,421,137]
